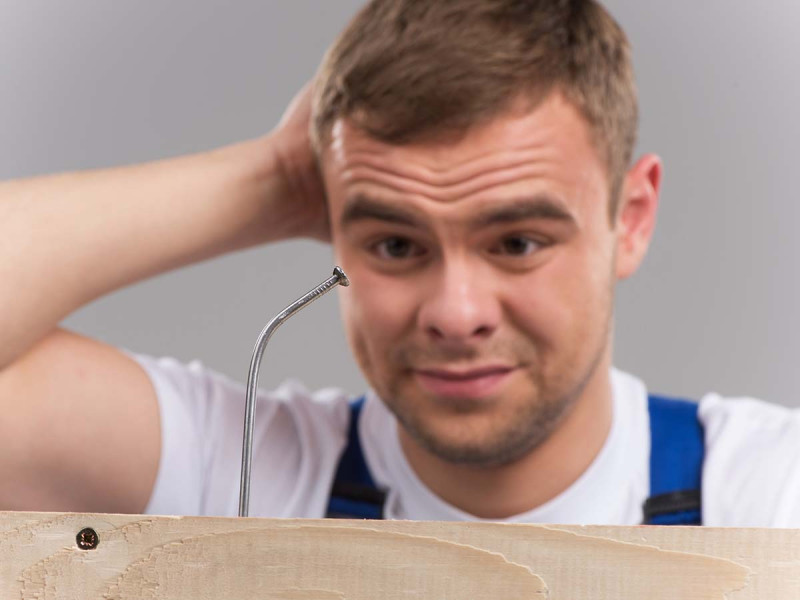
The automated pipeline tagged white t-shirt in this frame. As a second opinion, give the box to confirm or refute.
[130,353,800,527]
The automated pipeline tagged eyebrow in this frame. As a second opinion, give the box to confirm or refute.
[474,196,576,227]
[339,194,576,230]
[340,195,425,229]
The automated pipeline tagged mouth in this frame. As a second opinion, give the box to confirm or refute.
[413,365,516,399]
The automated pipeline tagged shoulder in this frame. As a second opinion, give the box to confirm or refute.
[128,351,352,433]
[126,351,354,516]
[698,392,800,526]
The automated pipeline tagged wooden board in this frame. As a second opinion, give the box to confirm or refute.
[2,511,797,599]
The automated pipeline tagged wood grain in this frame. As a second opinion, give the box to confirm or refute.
[1,511,796,599]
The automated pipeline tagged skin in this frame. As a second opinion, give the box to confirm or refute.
[321,91,662,518]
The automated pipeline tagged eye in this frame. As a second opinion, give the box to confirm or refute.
[372,236,425,260]
[490,235,543,257]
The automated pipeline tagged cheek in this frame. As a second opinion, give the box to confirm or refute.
[338,260,420,372]
[504,242,614,346]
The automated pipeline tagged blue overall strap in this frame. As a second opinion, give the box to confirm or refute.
[644,395,704,525]
[325,396,387,519]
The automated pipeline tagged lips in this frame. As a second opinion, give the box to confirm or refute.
[413,365,516,399]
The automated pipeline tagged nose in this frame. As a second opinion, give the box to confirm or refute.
[417,257,501,343]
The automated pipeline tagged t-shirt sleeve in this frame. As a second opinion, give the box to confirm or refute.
[699,393,800,527]
[127,352,351,518]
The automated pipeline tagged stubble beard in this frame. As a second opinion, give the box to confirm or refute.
[373,312,613,469]
[387,352,605,468]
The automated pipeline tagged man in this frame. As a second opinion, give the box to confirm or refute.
[1,0,798,526]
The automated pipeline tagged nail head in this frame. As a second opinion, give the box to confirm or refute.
[333,266,350,287]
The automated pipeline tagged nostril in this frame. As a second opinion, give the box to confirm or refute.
[474,325,493,337]
[426,323,493,341]
[427,325,445,340]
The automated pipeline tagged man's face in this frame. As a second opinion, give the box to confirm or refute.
[321,92,620,467]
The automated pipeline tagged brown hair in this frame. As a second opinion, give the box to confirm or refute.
[312,0,638,216]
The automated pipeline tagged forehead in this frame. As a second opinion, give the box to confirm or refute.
[321,91,608,213]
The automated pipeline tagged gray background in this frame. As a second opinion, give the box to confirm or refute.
[2,1,798,405]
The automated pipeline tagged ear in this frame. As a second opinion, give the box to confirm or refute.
[614,154,662,280]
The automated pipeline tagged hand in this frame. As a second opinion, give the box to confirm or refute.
[269,82,330,243]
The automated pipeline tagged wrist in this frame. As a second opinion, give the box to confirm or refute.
[264,131,330,243]
[205,135,302,248]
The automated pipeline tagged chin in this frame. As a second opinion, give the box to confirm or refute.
[393,393,558,467]
[413,423,544,467]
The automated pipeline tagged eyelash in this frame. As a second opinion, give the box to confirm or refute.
[369,235,546,261]
[371,237,426,260]
[488,236,544,257]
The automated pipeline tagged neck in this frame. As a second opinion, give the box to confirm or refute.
[398,353,614,519]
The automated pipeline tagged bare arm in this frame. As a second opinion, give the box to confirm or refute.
[0,137,322,369]
[0,85,325,512]
[0,329,160,513]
